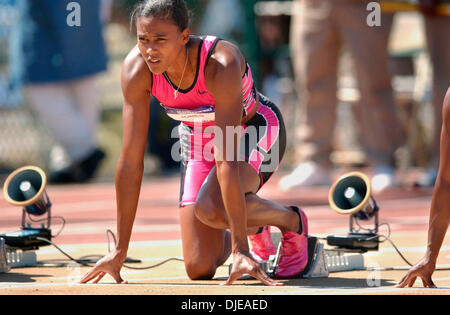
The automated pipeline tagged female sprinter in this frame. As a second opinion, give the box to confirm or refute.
[80,0,309,286]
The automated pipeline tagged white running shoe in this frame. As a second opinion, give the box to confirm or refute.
[415,168,438,187]
[279,162,332,190]
[371,165,396,192]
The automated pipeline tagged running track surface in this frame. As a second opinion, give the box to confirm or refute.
[0,172,449,295]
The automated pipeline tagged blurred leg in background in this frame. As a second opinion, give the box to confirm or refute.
[24,76,105,183]
[416,14,450,187]
[19,0,108,184]
[337,1,405,192]
[281,0,339,190]
[281,0,405,192]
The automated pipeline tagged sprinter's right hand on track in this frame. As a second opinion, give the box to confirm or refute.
[224,251,283,286]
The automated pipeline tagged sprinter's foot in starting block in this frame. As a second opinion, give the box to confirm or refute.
[228,237,329,280]
[271,236,329,279]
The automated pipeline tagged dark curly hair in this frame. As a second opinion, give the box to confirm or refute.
[131,0,191,31]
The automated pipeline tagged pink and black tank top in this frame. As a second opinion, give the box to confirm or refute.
[151,36,258,128]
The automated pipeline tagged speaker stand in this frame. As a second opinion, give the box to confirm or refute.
[350,210,379,235]
[22,206,51,230]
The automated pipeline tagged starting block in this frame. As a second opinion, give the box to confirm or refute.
[262,236,331,279]
[0,238,10,273]
[0,237,38,273]
[324,248,365,273]
[265,237,366,279]
[5,247,37,269]
[229,236,366,280]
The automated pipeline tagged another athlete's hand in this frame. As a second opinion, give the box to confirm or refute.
[225,251,283,286]
[397,256,437,288]
[79,249,127,284]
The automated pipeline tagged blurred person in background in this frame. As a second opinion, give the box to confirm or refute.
[414,0,450,187]
[198,0,244,41]
[281,0,405,192]
[19,0,109,183]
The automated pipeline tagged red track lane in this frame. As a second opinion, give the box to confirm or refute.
[0,175,434,245]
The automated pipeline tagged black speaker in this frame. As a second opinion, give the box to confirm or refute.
[3,166,51,217]
[327,172,380,251]
[2,166,52,249]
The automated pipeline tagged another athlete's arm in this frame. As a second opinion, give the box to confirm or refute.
[398,87,450,288]
[427,88,450,267]
[80,47,151,284]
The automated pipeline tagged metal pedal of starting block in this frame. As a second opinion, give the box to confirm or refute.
[301,240,329,278]
[0,238,11,273]
[263,236,329,279]
[298,239,366,277]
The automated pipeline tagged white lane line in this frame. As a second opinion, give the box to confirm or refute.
[44,224,180,235]
[272,287,450,295]
[0,276,189,290]
[37,239,182,255]
[1,277,449,292]
[365,245,450,255]
[36,241,449,256]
